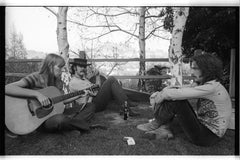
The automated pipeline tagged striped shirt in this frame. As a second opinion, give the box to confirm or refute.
[21,72,63,92]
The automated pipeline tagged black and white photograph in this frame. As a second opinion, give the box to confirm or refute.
[2,1,239,158]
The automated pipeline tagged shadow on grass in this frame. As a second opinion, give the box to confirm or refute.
[5,103,235,155]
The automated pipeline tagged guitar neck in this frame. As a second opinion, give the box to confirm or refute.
[50,84,99,104]
[51,89,85,104]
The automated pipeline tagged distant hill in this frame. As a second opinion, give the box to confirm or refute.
[26,50,48,59]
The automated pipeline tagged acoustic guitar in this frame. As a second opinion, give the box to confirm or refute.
[5,84,99,135]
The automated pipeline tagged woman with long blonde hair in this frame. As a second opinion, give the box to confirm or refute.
[5,53,91,138]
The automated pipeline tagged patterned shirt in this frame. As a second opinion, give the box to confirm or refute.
[161,80,232,137]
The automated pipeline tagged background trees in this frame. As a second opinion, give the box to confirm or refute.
[182,7,237,90]
[67,7,171,90]
[6,7,237,91]
[182,7,237,62]
[164,7,237,60]
[6,26,28,59]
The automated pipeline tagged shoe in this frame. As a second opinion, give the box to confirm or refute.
[143,125,174,140]
[127,100,139,107]
[5,130,18,138]
[137,119,160,131]
[129,108,140,116]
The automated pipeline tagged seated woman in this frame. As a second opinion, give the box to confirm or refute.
[5,54,92,138]
[137,53,232,146]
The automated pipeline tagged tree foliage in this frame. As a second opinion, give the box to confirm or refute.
[67,7,171,91]
[163,7,237,63]
[182,7,237,62]
[163,7,238,90]
[6,27,27,59]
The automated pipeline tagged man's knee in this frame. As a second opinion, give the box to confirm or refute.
[162,100,187,106]
[107,76,117,83]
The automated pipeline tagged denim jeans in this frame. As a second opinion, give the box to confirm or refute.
[40,102,95,133]
[154,100,220,146]
[93,76,127,112]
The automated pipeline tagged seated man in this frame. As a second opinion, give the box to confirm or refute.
[68,57,139,122]
[137,53,232,146]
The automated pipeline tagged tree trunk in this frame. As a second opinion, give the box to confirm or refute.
[138,7,146,91]
[57,7,71,95]
[168,7,189,86]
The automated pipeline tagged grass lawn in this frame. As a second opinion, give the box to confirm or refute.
[4,102,235,155]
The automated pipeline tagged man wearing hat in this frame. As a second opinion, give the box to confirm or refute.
[68,57,140,123]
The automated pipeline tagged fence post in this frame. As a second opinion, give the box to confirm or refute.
[229,48,235,99]
[228,48,235,130]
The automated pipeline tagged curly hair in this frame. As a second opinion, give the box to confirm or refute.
[191,53,223,84]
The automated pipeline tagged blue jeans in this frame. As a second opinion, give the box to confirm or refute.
[154,100,220,146]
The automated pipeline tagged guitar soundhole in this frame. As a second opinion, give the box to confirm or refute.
[36,98,54,118]
[36,106,54,118]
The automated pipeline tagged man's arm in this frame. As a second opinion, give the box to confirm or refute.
[164,84,215,100]
[154,82,216,104]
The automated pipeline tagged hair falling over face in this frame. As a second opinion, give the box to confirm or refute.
[39,53,66,86]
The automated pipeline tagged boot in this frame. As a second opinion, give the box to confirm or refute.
[143,124,174,140]
[128,107,140,116]
[127,100,139,107]
[137,119,160,131]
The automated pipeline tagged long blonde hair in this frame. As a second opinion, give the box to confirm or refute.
[39,53,65,86]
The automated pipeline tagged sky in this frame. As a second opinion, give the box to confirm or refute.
[6,7,58,53]
[5,7,172,59]
[4,1,239,57]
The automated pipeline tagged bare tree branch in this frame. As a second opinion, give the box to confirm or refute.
[145,25,164,39]
[69,49,79,56]
[67,19,117,28]
[151,33,171,40]
[88,7,138,17]
[44,7,57,17]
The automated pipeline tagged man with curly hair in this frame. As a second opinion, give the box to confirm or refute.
[137,53,232,146]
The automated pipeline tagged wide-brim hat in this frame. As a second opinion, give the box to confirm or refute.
[70,58,91,66]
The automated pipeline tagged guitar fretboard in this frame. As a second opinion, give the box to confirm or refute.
[51,90,85,104]
[50,84,99,104]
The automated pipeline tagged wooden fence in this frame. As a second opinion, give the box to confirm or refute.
[5,53,235,96]
[5,58,174,80]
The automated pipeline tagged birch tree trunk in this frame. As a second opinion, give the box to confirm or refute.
[56,7,71,95]
[168,7,189,87]
[138,7,146,91]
